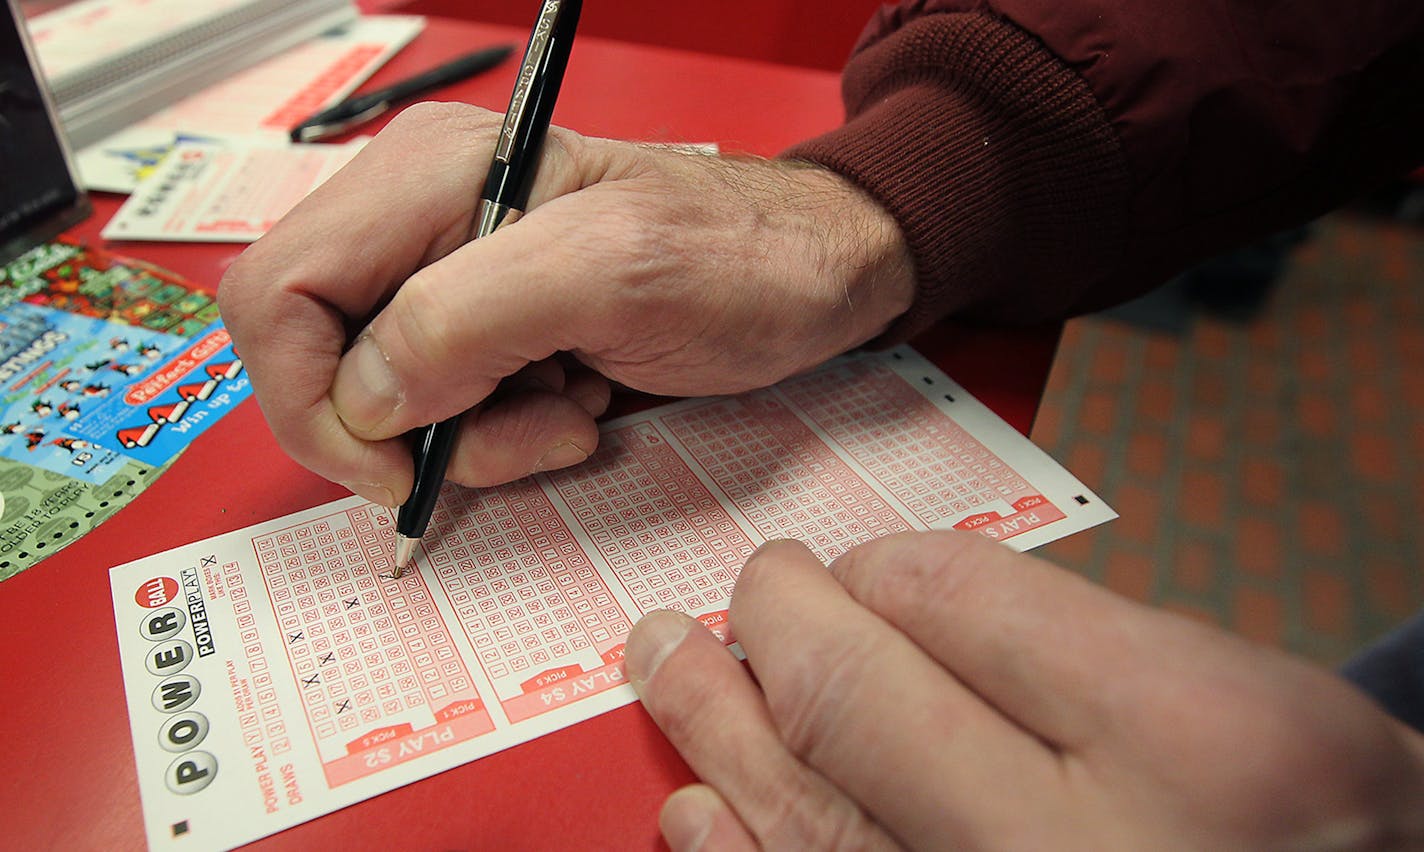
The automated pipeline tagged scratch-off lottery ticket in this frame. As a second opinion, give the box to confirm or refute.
[0,456,171,581]
[109,346,1116,850]
[0,241,250,578]
[0,241,251,480]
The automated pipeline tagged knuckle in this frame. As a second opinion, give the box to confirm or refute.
[387,100,454,127]
[216,253,263,326]
[448,395,596,488]
[761,630,881,766]
[760,775,884,851]
[482,396,582,447]
[520,125,594,206]
[642,661,725,749]
[541,124,584,171]
[1195,668,1412,816]
[383,100,492,138]
[374,104,506,185]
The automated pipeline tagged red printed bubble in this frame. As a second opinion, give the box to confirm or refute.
[135,576,179,608]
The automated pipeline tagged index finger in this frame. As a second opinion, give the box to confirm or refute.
[218,102,597,493]
[218,103,501,492]
[827,530,1334,751]
[829,531,1149,749]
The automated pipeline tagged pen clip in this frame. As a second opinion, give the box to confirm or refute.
[495,0,563,163]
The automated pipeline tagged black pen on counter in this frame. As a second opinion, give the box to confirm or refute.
[392,0,582,578]
[289,43,516,143]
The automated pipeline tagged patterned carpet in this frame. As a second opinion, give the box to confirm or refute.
[1029,210,1424,667]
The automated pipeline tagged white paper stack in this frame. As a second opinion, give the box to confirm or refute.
[28,0,358,149]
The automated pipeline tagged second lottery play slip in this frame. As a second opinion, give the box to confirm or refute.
[109,346,1115,850]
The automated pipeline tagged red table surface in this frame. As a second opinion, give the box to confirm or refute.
[0,18,1059,850]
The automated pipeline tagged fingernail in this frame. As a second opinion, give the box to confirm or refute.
[626,610,693,693]
[531,439,588,473]
[339,480,397,508]
[660,786,719,852]
[331,332,403,434]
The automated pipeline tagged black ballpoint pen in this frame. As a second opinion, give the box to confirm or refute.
[392,0,582,577]
[289,44,516,143]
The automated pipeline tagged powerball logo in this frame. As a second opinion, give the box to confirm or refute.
[127,559,222,820]
[135,576,179,608]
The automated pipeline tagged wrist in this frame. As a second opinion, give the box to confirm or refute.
[764,159,915,364]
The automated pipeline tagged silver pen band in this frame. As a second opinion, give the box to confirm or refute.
[475,198,522,238]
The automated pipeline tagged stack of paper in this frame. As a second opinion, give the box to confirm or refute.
[28,0,359,148]
[75,14,424,195]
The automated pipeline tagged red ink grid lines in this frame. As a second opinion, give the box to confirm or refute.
[779,361,1065,536]
[549,423,754,620]
[423,480,631,722]
[663,395,912,563]
[252,505,485,782]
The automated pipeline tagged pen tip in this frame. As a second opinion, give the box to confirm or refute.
[394,535,417,575]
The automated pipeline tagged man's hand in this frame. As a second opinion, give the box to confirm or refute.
[218,102,913,505]
[626,532,1424,850]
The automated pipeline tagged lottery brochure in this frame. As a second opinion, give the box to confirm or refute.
[101,140,366,242]
[110,346,1116,851]
[75,16,425,193]
[0,240,250,482]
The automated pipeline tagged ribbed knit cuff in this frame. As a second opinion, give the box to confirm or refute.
[783,13,1129,340]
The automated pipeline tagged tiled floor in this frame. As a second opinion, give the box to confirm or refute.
[1029,210,1424,667]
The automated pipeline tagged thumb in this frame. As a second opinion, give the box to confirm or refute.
[328,139,623,439]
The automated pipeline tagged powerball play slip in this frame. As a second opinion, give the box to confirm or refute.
[109,345,1116,850]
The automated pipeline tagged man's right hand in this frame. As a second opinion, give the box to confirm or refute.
[218,102,915,505]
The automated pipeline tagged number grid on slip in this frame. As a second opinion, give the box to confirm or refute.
[552,422,756,616]
[777,360,1066,531]
[252,504,493,786]
[662,394,912,562]
[422,478,632,722]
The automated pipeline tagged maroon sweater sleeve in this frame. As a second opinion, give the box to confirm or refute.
[784,0,1424,335]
